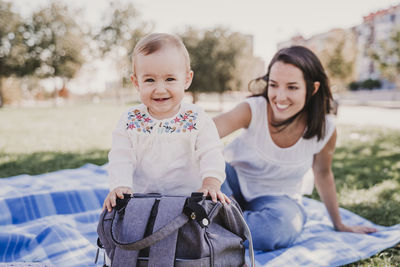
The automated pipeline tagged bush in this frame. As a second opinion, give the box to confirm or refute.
[348,79,382,91]
[348,81,360,91]
[361,79,382,90]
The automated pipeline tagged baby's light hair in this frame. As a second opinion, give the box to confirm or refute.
[132,33,191,75]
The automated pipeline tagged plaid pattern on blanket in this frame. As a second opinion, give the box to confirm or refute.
[0,164,399,266]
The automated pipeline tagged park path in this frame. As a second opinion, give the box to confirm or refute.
[336,105,400,130]
[198,98,400,131]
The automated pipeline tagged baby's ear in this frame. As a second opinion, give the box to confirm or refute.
[131,74,139,88]
[185,70,194,90]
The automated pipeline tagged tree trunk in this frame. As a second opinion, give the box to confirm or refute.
[218,92,224,112]
[0,78,4,108]
[192,90,198,104]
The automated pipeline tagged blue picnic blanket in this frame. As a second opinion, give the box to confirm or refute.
[0,164,399,266]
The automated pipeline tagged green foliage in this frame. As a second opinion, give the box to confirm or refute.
[370,30,400,84]
[91,0,149,88]
[348,79,382,90]
[348,81,360,91]
[361,78,382,90]
[0,1,32,77]
[26,2,86,79]
[0,0,85,79]
[325,41,354,80]
[180,27,246,100]
[0,1,29,106]
[93,0,148,58]
[0,0,87,107]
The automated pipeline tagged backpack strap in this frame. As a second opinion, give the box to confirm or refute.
[231,204,255,267]
[148,196,187,266]
[111,197,156,265]
[110,202,190,251]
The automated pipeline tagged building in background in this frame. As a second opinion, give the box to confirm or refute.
[278,28,358,92]
[355,4,400,89]
[278,3,400,91]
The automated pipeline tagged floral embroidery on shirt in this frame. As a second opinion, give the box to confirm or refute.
[126,109,155,133]
[126,109,198,134]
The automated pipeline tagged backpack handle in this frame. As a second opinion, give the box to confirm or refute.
[110,210,189,250]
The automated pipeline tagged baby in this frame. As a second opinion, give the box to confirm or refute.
[103,33,230,212]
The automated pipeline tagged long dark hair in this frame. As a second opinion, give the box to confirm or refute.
[250,46,332,141]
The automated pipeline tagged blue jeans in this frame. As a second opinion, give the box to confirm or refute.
[221,163,307,251]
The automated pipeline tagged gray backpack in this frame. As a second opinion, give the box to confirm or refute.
[96,193,255,267]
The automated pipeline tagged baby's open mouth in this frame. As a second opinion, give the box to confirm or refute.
[153,97,170,101]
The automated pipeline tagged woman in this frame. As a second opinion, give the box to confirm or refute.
[214,46,376,251]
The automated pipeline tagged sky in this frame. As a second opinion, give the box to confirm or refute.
[12,0,400,62]
[132,0,400,62]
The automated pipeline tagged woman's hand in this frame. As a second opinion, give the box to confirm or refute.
[334,222,377,234]
[199,177,231,204]
[102,186,133,212]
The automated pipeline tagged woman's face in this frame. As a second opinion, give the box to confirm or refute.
[267,61,307,123]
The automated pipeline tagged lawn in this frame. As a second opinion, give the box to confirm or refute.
[0,103,399,266]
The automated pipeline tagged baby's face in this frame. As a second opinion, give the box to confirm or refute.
[134,46,193,120]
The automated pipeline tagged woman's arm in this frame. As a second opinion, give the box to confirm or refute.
[313,129,377,234]
[213,102,252,138]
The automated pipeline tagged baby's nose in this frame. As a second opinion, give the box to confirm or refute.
[154,82,167,92]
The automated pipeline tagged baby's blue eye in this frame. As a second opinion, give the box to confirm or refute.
[145,78,155,82]
[166,77,176,81]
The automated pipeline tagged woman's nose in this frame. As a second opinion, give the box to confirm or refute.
[276,88,287,100]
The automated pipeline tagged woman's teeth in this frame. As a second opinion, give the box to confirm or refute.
[276,103,289,109]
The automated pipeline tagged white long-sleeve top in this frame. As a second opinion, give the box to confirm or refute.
[224,96,335,202]
[108,102,226,195]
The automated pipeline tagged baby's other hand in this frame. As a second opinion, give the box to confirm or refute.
[102,186,133,212]
[199,177,231,204]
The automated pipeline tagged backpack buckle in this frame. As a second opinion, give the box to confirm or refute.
[184,193,209,227]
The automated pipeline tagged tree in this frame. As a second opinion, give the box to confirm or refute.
[324,41,354,91]
[0,0,86,106]
[93,2,148,75]
[91,0,150,100]
[180,27,246,103]
[93,1,148,58]
[370,30,400,88]
[0,1,32,107]
[26,2,85,82]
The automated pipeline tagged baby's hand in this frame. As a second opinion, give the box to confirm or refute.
[199,177,231,204]
[102,186,133,212]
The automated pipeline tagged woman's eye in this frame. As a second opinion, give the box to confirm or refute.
[166,77,176,82]
[288,86,298,90]
[144,78,155,83]
[269,83,277,88]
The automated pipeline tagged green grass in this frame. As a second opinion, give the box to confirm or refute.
[0,103,128,177]
[333,126,400,266]
[0,104,399,266]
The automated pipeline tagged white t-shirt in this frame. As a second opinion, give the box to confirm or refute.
[108,102,226,195]
[224,96,335,202]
